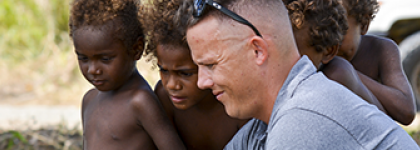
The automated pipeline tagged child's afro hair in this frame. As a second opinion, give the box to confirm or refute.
[285,0,348,52]
[343,0,378,26]
[69,0,143,52]
[139,0,193,61]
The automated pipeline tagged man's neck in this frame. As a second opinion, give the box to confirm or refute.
[256,53,301,124]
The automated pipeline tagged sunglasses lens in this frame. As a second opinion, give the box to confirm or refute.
[194,0,205,17]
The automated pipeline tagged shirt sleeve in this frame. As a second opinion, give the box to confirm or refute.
[266,109,363,150]
[224,119,268,150]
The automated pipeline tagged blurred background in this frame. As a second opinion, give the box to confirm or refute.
[0,0,159,149]
[0,0,419,149]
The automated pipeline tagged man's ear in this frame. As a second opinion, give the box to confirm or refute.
[132,36,144,60]
[360,19,370,35]
[321,45,339,64]
[250,37,268,65]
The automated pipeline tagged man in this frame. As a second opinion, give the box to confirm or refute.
[186,0,420,149]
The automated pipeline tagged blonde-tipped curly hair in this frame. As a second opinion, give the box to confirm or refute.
[69,0,143,52]
[343,0,379,26]
[139,0,194,62]
[285,0,348,52]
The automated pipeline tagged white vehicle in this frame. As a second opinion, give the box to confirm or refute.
[368,0,420,110]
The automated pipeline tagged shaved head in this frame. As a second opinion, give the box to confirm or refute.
[186,0,300,122]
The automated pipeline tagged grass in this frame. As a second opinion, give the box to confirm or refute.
[0,0,159,106]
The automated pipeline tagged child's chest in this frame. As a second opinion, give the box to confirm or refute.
[83,98,143,141]
[173,111,240,150]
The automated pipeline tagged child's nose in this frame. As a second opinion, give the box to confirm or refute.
[87,62,101,75]
[166,76,182,91]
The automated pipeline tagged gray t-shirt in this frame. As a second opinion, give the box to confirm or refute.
[225,56,419,150]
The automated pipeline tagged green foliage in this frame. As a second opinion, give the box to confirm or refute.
[0,0,71,64]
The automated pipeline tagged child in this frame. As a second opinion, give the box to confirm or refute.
[338,0,416,125]
[69,0,185,149]
[140,0,249,149]
[284,0,385,112]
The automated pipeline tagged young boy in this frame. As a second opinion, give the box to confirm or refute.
[69,0,185,149]
[283,0,385,112]
[338,0,416,125]
[140,0,249,149]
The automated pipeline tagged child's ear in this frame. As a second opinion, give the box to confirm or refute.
[321,45,339,64]
[132,36,144,60]
[250,36,268,65]
[360,18,370,35]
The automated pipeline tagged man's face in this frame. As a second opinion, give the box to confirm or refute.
[186,17,259,119]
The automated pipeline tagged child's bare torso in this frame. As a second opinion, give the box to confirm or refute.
[350,35,384,80]
[82,81,158,150]
[172,105,244,150]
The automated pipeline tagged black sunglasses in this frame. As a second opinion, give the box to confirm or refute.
[193,0,262,37]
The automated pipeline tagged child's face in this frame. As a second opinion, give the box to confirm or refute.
[338,13,362,61]
[73,26,137,91]
[293,26,324,69]
[157,44,213,110]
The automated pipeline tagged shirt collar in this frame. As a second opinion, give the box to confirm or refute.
[267,55,317,128]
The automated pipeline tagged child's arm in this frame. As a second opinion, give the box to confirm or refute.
[356,39,416,125]
[132,91,185,150]
[322,57,386,113]
[81,89,97,148]
[154,80,175,125]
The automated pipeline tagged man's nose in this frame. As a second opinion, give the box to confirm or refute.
[197,68,213,90]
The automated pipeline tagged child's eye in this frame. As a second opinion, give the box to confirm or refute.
[77,56,88,62]
[101,57,113,62]
[180,72,193,77]
[159,68,169,74]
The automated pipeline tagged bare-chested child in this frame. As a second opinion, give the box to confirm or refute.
[69,0,185,149]
[139,0,249,149]
[283,0,386,112]
[338,0,416,125]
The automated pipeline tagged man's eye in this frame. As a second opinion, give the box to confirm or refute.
[206,64,214,69]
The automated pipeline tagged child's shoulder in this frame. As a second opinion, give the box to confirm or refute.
[321,57,358,86]
[129,81,160,109]
[153,80,174,117]
[361,35,399,54]
[82,88,99,109]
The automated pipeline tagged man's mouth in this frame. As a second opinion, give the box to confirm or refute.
[213,91,224,101]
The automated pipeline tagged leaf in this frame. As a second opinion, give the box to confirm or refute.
[9,130,28,144]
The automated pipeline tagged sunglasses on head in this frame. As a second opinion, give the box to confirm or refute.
[193,0,262,37]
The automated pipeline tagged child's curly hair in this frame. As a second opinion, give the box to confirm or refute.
[139,0,193,61]
[343,0,378,26]
[285,0,348,52]
[69,0,143,52]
